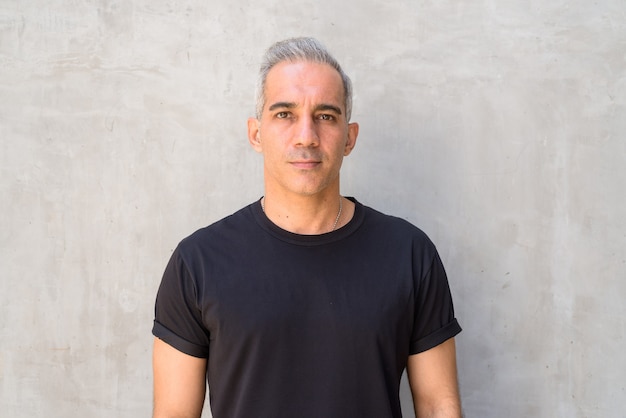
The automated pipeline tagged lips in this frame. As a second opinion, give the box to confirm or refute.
[290,160,321,169]
[288,151,322,169]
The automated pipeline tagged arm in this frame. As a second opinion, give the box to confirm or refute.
[152,337,207,418]
[407,337,461,418]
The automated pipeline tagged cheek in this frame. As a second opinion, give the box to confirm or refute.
[332,135,349,154]
[261,142,286,164]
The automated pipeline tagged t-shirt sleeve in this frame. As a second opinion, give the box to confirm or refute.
[409,248,461,354]
[152,246,211,358]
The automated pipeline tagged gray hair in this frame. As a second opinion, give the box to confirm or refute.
[255,37,353,121]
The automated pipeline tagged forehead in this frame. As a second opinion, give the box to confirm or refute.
[264,60,345,108]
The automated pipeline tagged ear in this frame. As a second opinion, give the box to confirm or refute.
[247,117,262,152]
[343,122,359,156]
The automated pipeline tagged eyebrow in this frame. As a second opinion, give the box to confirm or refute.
[315,104,342,115]
[268,102,343,115]
[268,101,297,111]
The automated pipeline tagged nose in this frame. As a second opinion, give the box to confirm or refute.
[294,116,319,147]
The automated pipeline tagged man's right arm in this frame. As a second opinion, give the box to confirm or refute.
[152,337,207,418]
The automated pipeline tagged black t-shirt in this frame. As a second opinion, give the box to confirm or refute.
[153,198,461,418]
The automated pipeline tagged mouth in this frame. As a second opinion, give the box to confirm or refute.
[290,160,321,169]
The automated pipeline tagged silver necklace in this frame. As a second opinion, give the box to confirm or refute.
[261,197,343,232]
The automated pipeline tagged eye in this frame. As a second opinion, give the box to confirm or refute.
[318,114,335,121]
[276,111,289,119]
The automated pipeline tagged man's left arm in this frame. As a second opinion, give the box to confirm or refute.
[407,337,461,418]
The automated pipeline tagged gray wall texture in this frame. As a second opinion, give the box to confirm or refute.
[1,1,625,417]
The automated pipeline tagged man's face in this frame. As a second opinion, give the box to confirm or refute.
[248,60,359,199]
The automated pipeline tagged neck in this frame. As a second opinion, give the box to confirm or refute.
[261,192,352,235]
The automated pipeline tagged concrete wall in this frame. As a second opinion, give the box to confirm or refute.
[1,1,624,417]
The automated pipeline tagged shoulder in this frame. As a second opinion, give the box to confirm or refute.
[176,202,258,256]
[355,201,441,273]
[359,202,434,247]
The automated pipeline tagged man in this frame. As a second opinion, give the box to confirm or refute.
[152,37,462,418]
